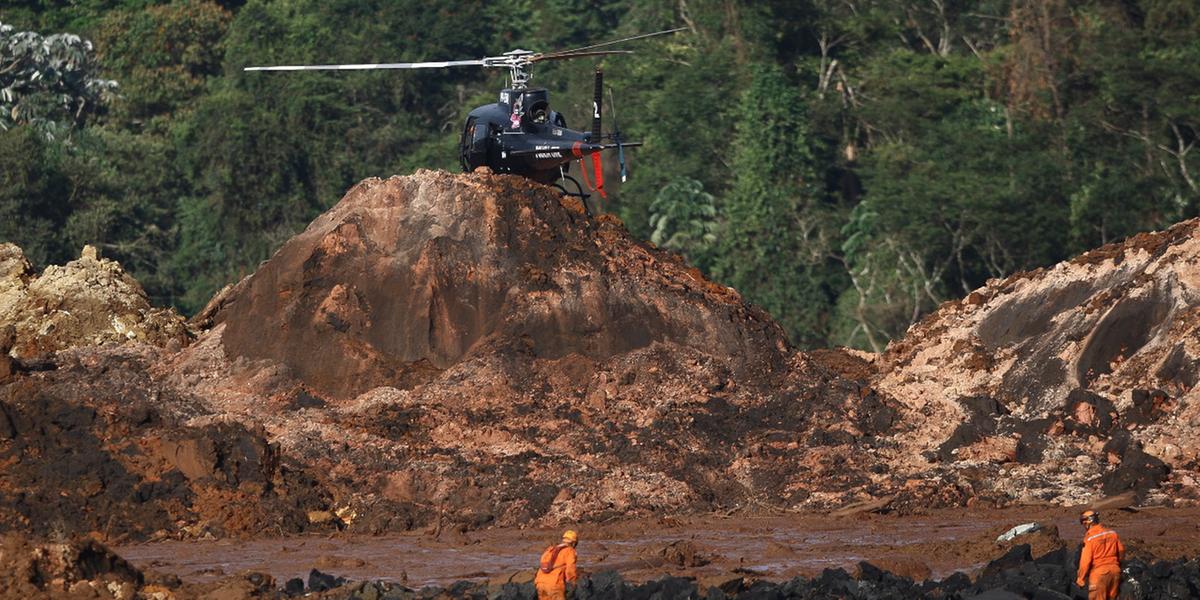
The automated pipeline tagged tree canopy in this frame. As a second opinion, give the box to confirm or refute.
[3,1,1198,349]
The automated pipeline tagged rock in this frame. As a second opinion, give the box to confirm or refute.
[657,540,711,567]
[1102,446,1170,497]
[696,573,744,595]
[860,556,932,582]
[0,243,32,318]
[969,590,1026,600]
[996,522,1042,543]
[876,218,1200,505]
[10,171,1200,547]
[1125,389,1173,426]
[284,577,304,596]
[307,568,345,592]
[982,544,1033,579]
[1031,588,1073,600]
[0,535,143,598]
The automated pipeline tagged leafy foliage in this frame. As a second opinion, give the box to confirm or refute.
[648,177,718,266]
[714,63,844,347]
[3,0,1200,348]
[0,21,117,136]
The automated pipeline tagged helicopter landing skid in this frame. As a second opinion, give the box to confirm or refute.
[552,174,594,216]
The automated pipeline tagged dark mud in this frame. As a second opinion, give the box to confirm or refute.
[115,506,1200,591]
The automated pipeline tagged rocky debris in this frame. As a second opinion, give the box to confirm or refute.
[0,244,189,360]
[0,534,142,598]
[875,219,1200,506]
[234,547,1200,599]
[6,171,1200,544]
[8,527,1200,600]
[0,533,272,599]
[155,170,901,531]
[0,345,330,542]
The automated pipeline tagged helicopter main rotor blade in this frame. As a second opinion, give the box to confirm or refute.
[543,27,686,57]
[530,50,633,63]
[244,59,486,72]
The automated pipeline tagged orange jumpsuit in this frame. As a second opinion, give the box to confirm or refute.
[534,543,577,600]
[1077,524,1125,600]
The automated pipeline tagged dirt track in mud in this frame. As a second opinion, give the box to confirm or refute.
[116,505,1200,588]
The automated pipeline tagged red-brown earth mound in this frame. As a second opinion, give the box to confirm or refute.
[215,170,789,399]
[175,170,902,530]
[1,169,1198,545]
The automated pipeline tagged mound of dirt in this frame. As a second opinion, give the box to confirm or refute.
[0,532,288,599]
[0,244,188,360]
[0,534,143,598]
[0,346,330,542]
[875,219,1200,505]
[168,170,896,531]
[5,170,1200,545]
[215,170,788,399]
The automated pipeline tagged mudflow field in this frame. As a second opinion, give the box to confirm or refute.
[2,169,1200,598]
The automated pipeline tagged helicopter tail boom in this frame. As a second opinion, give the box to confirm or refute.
[506,142,642,159]
[592,68,603,142]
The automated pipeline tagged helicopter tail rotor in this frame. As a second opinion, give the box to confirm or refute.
[608,87,629,183]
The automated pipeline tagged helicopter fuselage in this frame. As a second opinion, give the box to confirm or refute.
[460,87,602,184]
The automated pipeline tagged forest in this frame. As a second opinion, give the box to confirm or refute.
[2,0,1198,350]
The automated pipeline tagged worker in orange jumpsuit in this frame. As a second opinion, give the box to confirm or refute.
[535,529,578,600]
[1076,509,1125,600]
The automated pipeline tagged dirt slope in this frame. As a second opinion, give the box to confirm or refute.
[2,170,1199,545]
[215,170,788,399]
[171,170,898,531]
[874,220,1200,505]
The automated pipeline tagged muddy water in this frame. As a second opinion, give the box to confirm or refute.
[115,506,1200,588]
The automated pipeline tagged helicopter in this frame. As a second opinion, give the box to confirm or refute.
[245,28,684,206]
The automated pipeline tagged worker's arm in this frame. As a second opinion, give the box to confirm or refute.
[1076,541,1093,586]
[564,547,578,583]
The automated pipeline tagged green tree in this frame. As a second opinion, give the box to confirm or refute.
[648,177,718,268]
[1061,0,1200,250]
[91,2,232,130]
[836,51,1068,349]
[0,127,71,265]
[714,63,843,347]
[0,22,117,137]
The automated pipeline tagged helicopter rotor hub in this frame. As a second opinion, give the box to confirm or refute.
[485,50,537,89]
